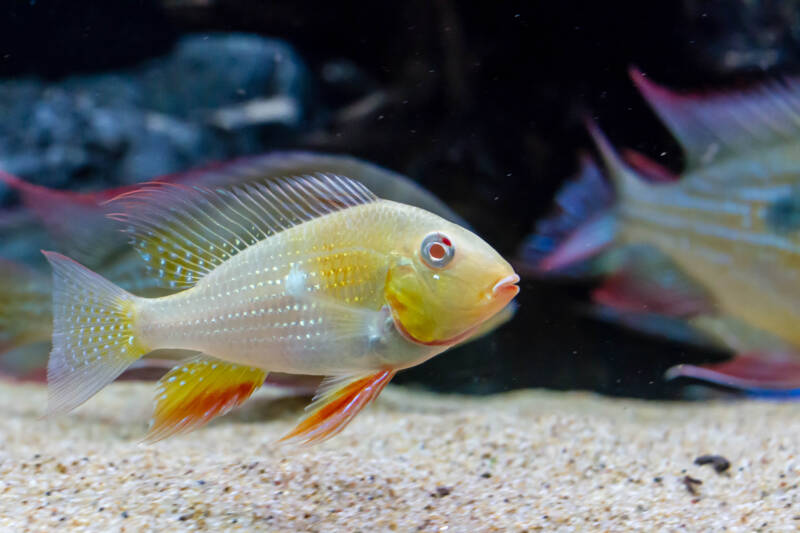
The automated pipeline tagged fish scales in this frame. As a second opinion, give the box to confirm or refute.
[138,202,398,374]
[39,173,519,443]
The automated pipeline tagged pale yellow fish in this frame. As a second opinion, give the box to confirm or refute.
[44,174,519,444]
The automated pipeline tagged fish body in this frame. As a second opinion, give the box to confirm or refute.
[45,174,518,443]
[0,152,516,382]
[525,68,800,391]
[131,200,476,375]
[615,160,800,347]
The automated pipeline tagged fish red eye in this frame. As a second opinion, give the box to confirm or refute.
[420,232,455,269]
[428,242,446,260]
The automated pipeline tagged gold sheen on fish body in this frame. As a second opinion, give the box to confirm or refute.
[43,174,519,444]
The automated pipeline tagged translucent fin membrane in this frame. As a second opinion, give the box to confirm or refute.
[0,169,123,268]
[666,354,800,392]
[280,370,395,446]
[43,251,148,415]
[167,151,469,227]
[630,67,800,168]
[145,357,267,443]
[520,154,616,273]
[106,174,378,289]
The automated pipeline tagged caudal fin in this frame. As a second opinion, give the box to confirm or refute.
[43,251,150,414]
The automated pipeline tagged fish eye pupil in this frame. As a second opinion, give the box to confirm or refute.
[429,242,446,260]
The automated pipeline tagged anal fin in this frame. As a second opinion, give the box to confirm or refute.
[280,369,395,446]
[666,353,800,392]
[145,356,267,442]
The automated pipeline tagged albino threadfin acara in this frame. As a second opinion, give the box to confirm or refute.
[44,173,519,444]
[0,152,516,382]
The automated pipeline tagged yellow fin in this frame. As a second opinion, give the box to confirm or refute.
[144,356,267,443]
[43,251,148,415]
[106,174,378,290]
[280,369,395,446]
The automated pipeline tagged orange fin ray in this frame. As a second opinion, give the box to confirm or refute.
[144,356,267,443]
[280,369,395,446]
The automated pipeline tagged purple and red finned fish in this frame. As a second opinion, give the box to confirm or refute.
[522,67,800,394]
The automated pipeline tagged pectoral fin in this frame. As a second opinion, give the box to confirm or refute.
[144,356,267,442]
[280,369,395,445]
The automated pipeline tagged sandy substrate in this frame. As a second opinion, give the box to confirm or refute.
[0,381,798,532]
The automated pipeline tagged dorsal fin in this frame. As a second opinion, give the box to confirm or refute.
[106,173,378,289]
[585,118,652,200]
[630,66,800,168]
[166,151,468,226]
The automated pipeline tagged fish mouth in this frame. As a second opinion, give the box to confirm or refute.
[492,273,520,297]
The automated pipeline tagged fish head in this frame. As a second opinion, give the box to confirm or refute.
[384,211,519,347]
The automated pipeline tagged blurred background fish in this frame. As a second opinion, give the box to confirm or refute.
[522,68,800,394]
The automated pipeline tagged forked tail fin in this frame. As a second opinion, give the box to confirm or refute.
[43,251,150,414]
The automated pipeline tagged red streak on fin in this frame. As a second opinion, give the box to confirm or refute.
[591,247,715,318]
[593,271,713,318]
[144,358,267,443]
[280,369,395,445]
[621,149,679,183]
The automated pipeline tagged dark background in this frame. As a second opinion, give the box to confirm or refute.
[2,0,798,398]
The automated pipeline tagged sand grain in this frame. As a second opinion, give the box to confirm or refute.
[0,382,797,531]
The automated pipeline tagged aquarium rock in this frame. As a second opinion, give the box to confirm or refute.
[0,34,311,204]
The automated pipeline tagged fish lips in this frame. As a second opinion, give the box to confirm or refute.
[492,273,520,298]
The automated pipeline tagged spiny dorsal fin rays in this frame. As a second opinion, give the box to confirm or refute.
[630,67,800,169]
[162,152,468,226]
[105,174,378,289]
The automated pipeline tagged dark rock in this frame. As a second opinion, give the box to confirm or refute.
[0,34,312,204]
